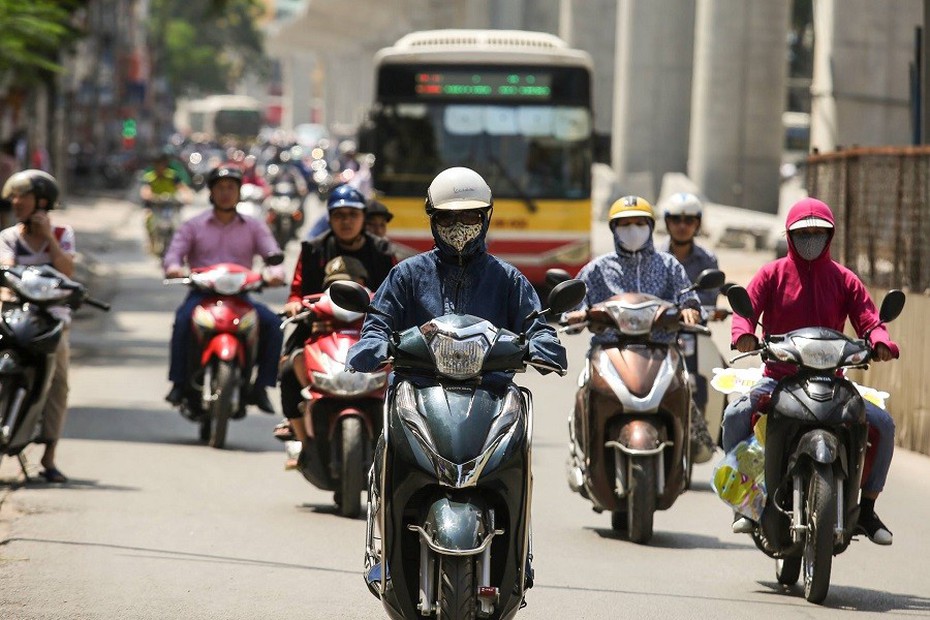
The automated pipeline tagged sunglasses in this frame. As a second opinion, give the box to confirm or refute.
[666,215,699,225]
[432,209,485,227]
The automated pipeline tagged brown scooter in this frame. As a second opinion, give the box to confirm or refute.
[561,269,724,544]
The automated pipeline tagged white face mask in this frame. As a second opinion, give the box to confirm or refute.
[614,224,651,252]
[436,221,483,252]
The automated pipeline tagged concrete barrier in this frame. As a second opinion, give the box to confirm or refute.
[847,289,930,456]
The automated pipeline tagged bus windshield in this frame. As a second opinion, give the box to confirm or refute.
[369,102,592,200]
[215,109,262,138]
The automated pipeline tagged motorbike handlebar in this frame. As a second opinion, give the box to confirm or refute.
[84,296,111,312]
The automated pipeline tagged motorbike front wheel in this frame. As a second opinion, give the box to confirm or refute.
[338,416,364,518]
[438,555,477,620]
[803,462,837,604]
[208,361,239,449]
[627,456,657,544]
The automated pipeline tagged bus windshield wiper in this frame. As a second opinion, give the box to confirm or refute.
[488,155,538,214]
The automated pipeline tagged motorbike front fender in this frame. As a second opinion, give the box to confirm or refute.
[612,419,667,456]
[201,333,242,365]
[417,498,492,555]
[787,429,840,474]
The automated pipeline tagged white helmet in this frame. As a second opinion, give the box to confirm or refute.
[426,167,492,212]
[661,192,703,218]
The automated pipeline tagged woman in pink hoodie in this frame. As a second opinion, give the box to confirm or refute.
[723,197,899,545]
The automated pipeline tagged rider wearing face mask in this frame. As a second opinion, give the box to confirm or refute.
[347,166,566,379]
[723,197,899,544]
[564,195,702,340]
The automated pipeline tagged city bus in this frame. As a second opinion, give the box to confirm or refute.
[174,94,264,143]
[364,29,594,284]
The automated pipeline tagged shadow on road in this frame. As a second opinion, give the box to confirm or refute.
[588,526,752,550]
[755,580,930,614]
[0,537,359,576]
[0,476,140,493]
[64,405,281,453]
[298,502,366,520]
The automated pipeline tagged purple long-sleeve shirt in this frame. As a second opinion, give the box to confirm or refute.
[163,209,283,275]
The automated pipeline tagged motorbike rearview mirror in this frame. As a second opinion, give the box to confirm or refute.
[719,281,737,295]
[726,285,755,320]
[879,289,905,323]
[545,268,572,289]
[547,279,587,315]
[692,268,726,291]
[264,253,285,266]
[328,281,372,314]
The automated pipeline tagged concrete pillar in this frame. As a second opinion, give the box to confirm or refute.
[612,0,697,201]
[689,0,789,213]
[809,0,837,151]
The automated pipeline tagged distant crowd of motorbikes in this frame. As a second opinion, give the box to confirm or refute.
[0,155,906,617]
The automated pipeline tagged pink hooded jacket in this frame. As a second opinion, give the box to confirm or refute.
[731,197,900,380]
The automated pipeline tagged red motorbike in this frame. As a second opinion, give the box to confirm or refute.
[167,262,274,449]
[281,290,388,517]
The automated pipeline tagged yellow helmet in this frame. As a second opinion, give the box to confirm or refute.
[608,195,655,223]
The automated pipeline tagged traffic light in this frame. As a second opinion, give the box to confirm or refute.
[121,118,137,149]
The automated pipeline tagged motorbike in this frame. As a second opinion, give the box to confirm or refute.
[0,265,110,476]
[265,180,305,249]
[681,302,732,447]
[236,183,267,221]
[329,277,585,620]
[280,289,387,518]
[144,194,183,258]
[560,268,725,544]
[165,257,283,449]
[725,285,905,604]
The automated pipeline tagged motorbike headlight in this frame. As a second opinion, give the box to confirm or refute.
[606,303,657,336]
[790,336,845,369]
[429,333,489,380]
[192,270,247,296]
[311,354,386,397]
[311,369,386,397]
[4,270,71,302]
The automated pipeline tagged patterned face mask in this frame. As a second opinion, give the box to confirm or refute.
[791,230,829,261]
[436,221,483,252]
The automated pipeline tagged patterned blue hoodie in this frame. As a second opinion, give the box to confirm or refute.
[575,232,700,345]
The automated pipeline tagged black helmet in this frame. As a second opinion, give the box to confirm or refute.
[207,164,243,189]
[1,169,60,209]
[365,199,393,222]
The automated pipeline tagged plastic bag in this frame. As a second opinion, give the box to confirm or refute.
[712,431,766,521]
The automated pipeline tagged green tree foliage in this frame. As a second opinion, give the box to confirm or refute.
[0,0,82,82]
[149,0,268,96]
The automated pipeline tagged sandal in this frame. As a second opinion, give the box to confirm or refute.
[39,467,68,483]
[273,420,295,442]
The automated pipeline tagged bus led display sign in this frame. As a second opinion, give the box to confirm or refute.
[414,71,552,99]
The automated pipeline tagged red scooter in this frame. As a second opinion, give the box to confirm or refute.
[167,262,275,449]
[281,290,387,517]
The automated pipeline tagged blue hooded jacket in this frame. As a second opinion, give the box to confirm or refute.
[346,215,567,378]
[576,232,700,346]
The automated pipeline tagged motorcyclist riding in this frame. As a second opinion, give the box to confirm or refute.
[563,195,715,460]
[657,192,721,458]
[277,184,395,441]
[347,165,566,378]
[723,197,899,544]
[163,164,284,413]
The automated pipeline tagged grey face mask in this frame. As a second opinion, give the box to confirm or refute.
[436,221,483,252]
[791,230,829,261]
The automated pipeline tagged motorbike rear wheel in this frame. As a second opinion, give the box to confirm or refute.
[627,456,657,544]
[438,555,477,620]
[803,462,836,604]
[338,416,364,518]
[207,361,238,450]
